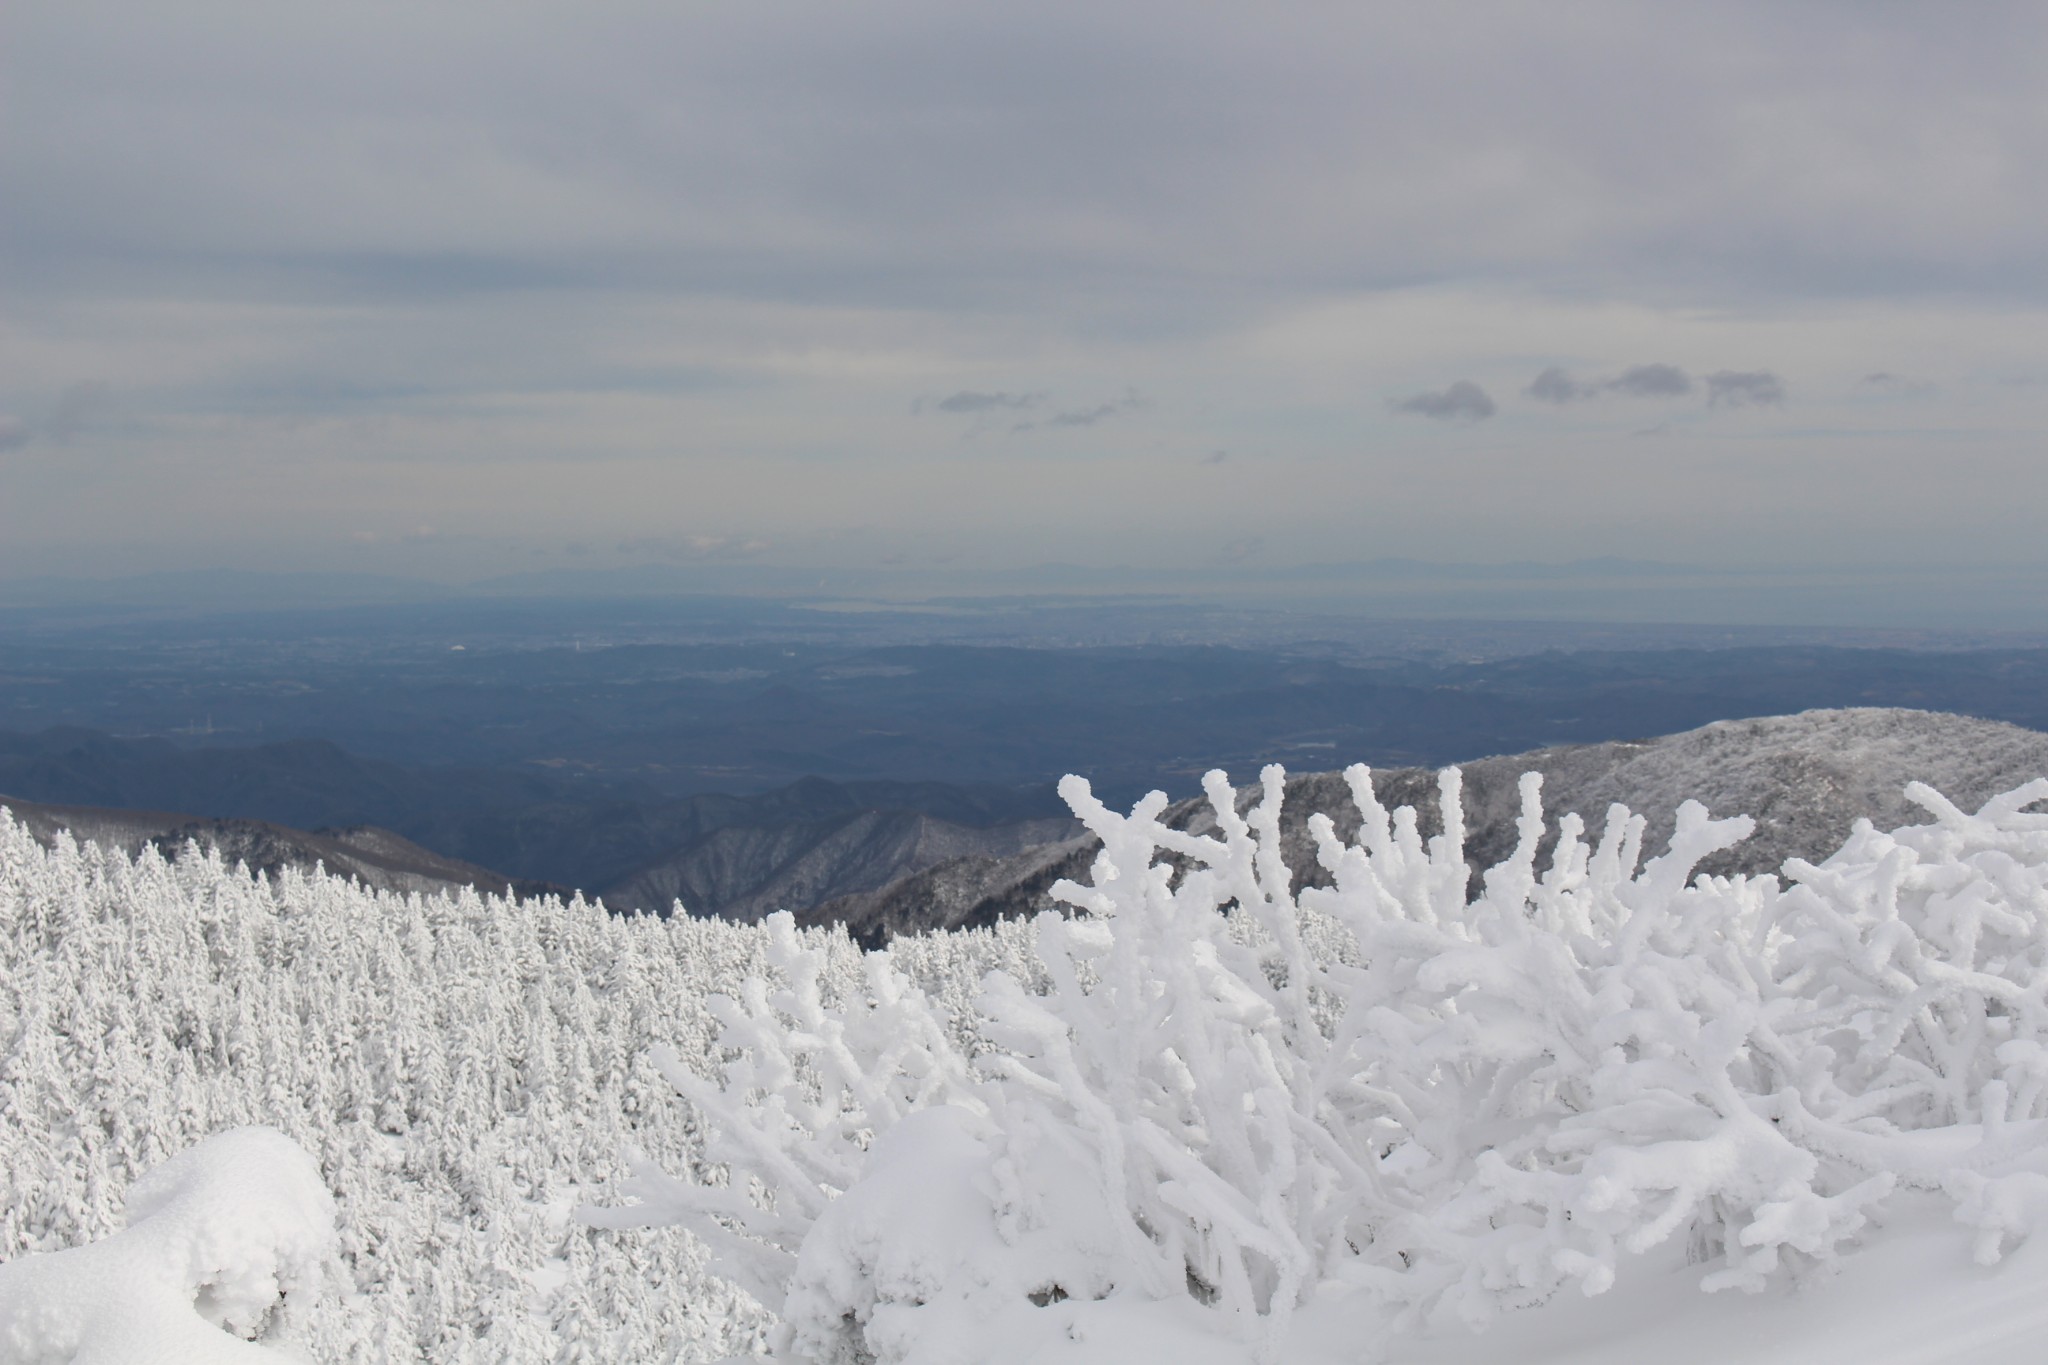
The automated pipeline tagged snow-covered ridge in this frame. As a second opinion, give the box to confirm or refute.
[0,816,828,1358]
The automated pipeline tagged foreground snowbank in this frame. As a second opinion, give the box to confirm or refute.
[614,765,2048,1363]
[803,1183,2048,1365]
[0,1127,333,1363]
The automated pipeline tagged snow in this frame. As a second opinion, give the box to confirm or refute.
[0,805,1041,1359]
[5,710,2048,1362]
[689,1189,2048,1365]
[0,1128,333,1363]
[1399,1194,2048,1365]
[972,1189,2048,1365]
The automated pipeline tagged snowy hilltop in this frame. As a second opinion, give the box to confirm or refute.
[3,708,2048,1361]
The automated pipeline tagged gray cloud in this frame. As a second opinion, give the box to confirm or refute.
[1040,404,1123,428]
[915,387,1144,433]
[1859,372,1936,396]
[1527,367,1596,403]
[1607,364,1693,398]
[45,381,111,443]
[1393,380,1495,422]
[1705,370,1786,408]
[10,3,2043,326]
[1530,363,1693,403]
[0,382,114,453]
[1201,449,1229,465]
[919,391,1046,415]
[1014,389,1146,432]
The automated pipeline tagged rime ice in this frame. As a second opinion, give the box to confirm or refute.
[608,766,2048,1362]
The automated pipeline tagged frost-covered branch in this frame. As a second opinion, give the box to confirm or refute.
[608,764,2048,1362]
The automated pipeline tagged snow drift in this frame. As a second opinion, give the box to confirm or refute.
[0,1127,332,1363]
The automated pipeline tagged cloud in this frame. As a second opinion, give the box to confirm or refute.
[1705,370,1786,408]
[15,2,2044,325]
[1526,367,1596,403]
[1393,380,1495,422]
[1200,449,1229,465]
[1859,372,1936,396]
[1214,534,1264,564]
[1531,363,1778,411]
[914,386,1144,434]
[1040,404,1121,428]
[1013,389,1146,432]
[917,391,1046,416]
[0,382,114,453]
[1607,364,1693,398]
[46,381,111,443]
[1529,363,1693,403]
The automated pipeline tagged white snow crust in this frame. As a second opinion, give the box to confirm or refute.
[0,1128,332,1363]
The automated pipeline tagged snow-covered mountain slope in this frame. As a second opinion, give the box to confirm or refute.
[0,813,1047,1360]
[1424,705,2048,877]
[815,708,2048,939]
[0,795,561,901]
[603,809,1079,919]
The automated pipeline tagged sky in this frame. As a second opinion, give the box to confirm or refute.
[4,1,2047,583]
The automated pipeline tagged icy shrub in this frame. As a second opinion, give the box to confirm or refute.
[0,1126,334,1362]
[600,766,2048,1362]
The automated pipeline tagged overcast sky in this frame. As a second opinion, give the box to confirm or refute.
[4,1,2046,581]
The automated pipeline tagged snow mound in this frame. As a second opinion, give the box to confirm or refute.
[0,1127,334,1363]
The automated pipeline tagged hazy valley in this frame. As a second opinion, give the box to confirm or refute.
[7,588,2048,931]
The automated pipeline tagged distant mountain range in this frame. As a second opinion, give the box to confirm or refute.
[601,807,1080,920]
[9,709,2045,943]
[0,727,1065,916]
